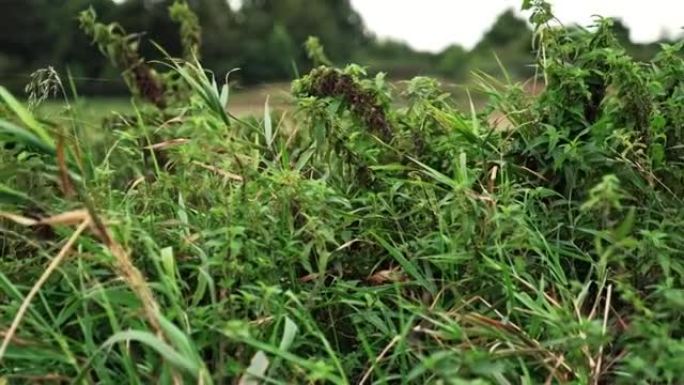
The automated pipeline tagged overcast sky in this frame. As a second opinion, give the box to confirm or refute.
[349,0,684,52]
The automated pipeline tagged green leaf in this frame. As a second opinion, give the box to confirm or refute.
[155,52,230,126]
[279,317,298,351]
[407,156,458,189]
[177,193,189,234]
[0,119,55,156]
[157,315,199,368]
[294,145,316,172]
[0,183,38,206]
[429,106,480,146]
[264,97,273,149]
[466,89,480,135]
[160,247,177,287]
[368,164,410,172]
[238,351,269,385]
[614,207,636,241]
[220,83,230,108]
[0,86,54,147]
[369,231,435,294]
[102,329,199,377]
[156,315,213,385]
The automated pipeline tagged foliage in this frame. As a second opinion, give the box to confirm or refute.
[78,7,167,108]
[305,36,332,67]
[1,2,684,384]
[169,0,202,61]
[1,1,675,94]
[468,10,535,80]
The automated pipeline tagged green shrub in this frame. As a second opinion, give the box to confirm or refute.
[0,1,683,384]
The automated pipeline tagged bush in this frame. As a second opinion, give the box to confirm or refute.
[0,1,683,384]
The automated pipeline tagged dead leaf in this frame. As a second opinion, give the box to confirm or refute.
[158,219,183,227]
[487,165,498,194]
[366,269,407,285]
[144,138,190,150]
[183,233,200,245]
[128,176,145,191]
[0,219,90,360]
[299,273,319,283]
[193,161,243,181]
[0,212,38,226]
[39,210,90,226]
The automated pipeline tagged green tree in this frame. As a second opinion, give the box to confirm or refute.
[188,0,242,79]
[112,0,183,59]
[610,19,662,61]
[0,0,119,93]
[236,0,368,81]
[436,44,469,80]
[469,9,534,79]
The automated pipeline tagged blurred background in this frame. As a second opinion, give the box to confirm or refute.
[0,0,681,97]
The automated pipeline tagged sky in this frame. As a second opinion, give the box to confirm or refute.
[349,0,684,52]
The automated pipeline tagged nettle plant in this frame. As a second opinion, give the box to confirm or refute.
[78,0,204,110]
[78,8,168,109]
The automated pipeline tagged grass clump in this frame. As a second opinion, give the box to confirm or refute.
[1,2,684,384]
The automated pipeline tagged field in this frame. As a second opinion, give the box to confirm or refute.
[1,3,684,385]
[36,83,293,122]
[35,80,483,127]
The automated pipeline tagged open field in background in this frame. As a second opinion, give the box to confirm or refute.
[36,79,502,127]
[37,83,292,122]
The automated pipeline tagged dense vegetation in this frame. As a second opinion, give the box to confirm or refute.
[0,0,672,94]
[1,1,684,384]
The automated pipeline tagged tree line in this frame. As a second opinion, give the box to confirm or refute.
[0,0,669,95]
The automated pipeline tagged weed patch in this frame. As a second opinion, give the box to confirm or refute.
[1,1,683,384]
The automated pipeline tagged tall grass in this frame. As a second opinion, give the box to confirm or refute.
[1,1,683,384]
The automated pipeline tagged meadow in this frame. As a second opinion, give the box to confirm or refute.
[1,1,683,384]
[36,83,292,123]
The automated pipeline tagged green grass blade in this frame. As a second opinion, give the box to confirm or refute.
[0,86,54,146]
[102,330,200,378]
[369,231,435,294]
[0,119,55,156]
